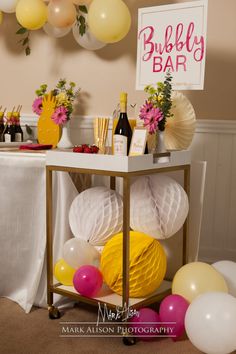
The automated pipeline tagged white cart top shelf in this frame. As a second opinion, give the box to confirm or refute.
[46,150,191,173]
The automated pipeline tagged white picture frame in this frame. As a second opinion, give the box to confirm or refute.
[129,128,148,156]
[136,0,208,90]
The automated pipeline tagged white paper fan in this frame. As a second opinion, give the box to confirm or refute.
[164,92,196,150]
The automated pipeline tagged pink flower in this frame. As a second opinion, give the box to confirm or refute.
[51,106,68,125]
[143,107,164,134]
[32,97,43,115]
[139,101,153,120]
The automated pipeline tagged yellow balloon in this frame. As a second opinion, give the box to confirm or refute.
[54,258,76,286]
[88,0,131,43]
[101,231,166,297]
[172,262,228,302]
[16,0,47,30]
[0,11,3,25]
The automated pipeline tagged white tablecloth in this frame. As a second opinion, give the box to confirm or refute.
[0,152,78,313]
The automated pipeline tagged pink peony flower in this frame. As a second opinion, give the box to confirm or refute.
[143,107,164,134]
[139,101,153,120]
[51,106,68,125]
[32,97,43,115]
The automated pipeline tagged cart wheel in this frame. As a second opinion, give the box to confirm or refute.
[123,336,136,346]
[48,306,61,320]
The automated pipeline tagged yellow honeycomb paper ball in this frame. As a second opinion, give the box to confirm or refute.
[101,231,167,297]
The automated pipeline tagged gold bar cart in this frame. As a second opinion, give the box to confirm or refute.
[46,150,191,343]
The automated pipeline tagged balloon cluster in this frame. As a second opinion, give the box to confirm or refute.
[129,296,189,341]
[129,260,236,352]
[54,238,103,297]
[172,260,236,354]
[53,182,236,353]
[0,0,131,52]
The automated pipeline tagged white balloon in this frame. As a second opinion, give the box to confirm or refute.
[63,238,100,269]
[185,292,236,354]
[72,23,106,50]
[43,22,72,38]
[0,0,18,13]
[69,187,123,246]
[130,175,189,239]
[212,260,236,297]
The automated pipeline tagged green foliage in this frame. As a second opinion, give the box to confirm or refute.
[16,25,31,56]
[75,5,88,37]
[78,5,88,14]
[144,70,173,131]
[35,84,48,97]
[76,15,86,36]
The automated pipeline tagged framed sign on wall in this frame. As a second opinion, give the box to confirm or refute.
[136,0,208,90]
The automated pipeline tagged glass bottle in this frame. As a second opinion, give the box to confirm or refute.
[4,113,15,142]
[0,111,4,142]
[14,112,23,142]
[113,92,132,156]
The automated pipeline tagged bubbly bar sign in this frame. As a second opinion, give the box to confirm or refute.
[136,0,208,90]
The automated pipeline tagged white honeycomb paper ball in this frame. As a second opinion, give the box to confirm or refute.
[130,175,189,239]
[69,186,123,246]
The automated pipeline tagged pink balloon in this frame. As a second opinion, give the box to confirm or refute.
[73,265,103,297]
[130,308,160,341]
[159,294,189,340]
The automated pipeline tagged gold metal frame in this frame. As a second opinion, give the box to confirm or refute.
[46,161,190,312]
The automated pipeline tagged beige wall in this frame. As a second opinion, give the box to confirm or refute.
[0,0,235,120]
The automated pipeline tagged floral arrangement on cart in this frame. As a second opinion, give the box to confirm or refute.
[139,70,197,153]
[32,79,80,148]
[139,70,173,154]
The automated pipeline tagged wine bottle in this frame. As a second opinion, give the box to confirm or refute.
[0,111,4,142]
[113,92,132,156]
[3,113,15,142]
[14,112,24,142]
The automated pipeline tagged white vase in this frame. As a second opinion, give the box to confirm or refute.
[156,130,167,154]
[57,121,73,149]
[153,130,169,163]
[151,130,166,154]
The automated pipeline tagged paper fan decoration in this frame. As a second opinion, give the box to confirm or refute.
[164,91,196,150]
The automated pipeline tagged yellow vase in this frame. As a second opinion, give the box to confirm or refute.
[37,93,61,148]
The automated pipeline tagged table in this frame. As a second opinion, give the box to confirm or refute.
[0,150,78,313]
[45,150,191,322]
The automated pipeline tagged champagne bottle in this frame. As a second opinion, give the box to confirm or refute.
[113,92,132,156]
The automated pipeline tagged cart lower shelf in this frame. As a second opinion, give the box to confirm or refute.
[51,280,171,309]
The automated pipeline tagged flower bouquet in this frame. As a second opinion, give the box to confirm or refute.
[139,70,173,154]
[33,79,80,125]
[33,79,80,148]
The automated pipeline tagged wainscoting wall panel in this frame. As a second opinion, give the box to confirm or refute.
[192,121,236,262]
[22,115,236,263]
